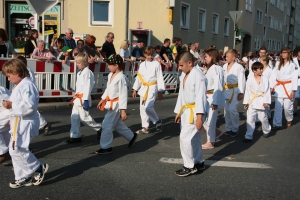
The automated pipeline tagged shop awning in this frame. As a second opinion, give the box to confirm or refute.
[25,0,59,15]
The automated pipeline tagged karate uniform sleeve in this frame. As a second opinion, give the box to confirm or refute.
[101,73,111,100]
[156,64,166,92]
[12,85,38,117]
[291,63,298,90]
[174,84,183,114]
[132,68,142,91]
[195,74,207,114]
[118,76,128,109]
[238,65,246,94]
[243,79,250,105]
[211,67,223,106]
[82,71,93,101]
[263,78,271,104]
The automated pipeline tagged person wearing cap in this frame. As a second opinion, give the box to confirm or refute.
[67,53,102,144]
[57,46,73,91]
[96,54,137,154]
[131,40,146,61]
[132,46,165,134]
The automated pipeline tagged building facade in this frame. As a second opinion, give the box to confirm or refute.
[0,0,298,55]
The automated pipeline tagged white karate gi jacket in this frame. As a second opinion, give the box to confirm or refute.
[243,75,271,110]
[101,71,129,110]
[74,67,94,107]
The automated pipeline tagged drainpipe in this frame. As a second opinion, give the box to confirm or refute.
[125,0,129,39]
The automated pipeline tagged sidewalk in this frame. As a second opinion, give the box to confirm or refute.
[38,93,178,111]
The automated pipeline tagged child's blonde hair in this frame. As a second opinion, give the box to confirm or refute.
[75,53,88,65]
[143,46,155,55]
[226,49,238,58]
[2,59,29,78]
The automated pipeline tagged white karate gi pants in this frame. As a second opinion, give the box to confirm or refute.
[245,107,271,140]
[179,109,204,168]
[70,105,101,138]
[273,97,294,126]
[38,111,47,129]
[139,95,159,129]
[224,98,240,132]
[203,107,218,143]
[9,118,40,180]
[100,104,134,149]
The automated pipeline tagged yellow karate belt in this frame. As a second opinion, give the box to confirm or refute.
[175,103,196,124]
[224,83,238,103]
[247,91,264,105]
[12,117,19,150]
[137,72,157,105]
[206,89,214,94]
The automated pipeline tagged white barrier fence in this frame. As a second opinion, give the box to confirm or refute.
[0,58,179,98]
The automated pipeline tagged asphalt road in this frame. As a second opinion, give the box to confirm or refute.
[1,97,300,200]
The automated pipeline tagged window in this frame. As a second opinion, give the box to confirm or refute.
[198,8,206,32]
[224,17,230,36]
[256,10,263,24]
[267,39,272,50]
[212,13,219,34]
[180,2,190,29]
[263,26,267,41]
[245,0,252,12]
[269,16,273,28]
[287,8,290,16]
[89,0,114,26]
[277,41,281,51]
[270,0,275,5]
[279,21,283,31]
[272,40,276,51]
[265,2,269,16]
[276,0,280,8]
[254,36,261,50]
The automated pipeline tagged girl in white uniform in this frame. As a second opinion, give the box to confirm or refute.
[68,53,102,143]
[202,49,225,149]
[0,87,11,164]
[243,62,271,142]
[292,49,300,116]
[96,54,137,154]
[272,47,298,130]
[174,52,207,177]
[132,47,165,134]
[15,56,51,135]
[223,49,246,137]
[2,59,48,188]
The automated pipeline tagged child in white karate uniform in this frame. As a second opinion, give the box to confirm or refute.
[271,47,298,130]
[174,52,207,177]
[132,46,165,134]
[292,49,300,116]
[243,62,271,142]
[0,86,11,163]
[68,53,101,143]
[223,49,246,137]
[202,49,225,149]
[2,59,48,188]
[96,54,137,154]
[16,56,51,135]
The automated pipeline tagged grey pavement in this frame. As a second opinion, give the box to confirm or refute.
[1,97,300,199]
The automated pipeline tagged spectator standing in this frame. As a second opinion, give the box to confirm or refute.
[25,29,38,58]
[119,39,131,62]
[160,38,172,67]
[176,38,182,55]
[101,32,116,59]
[0,28,16,57]
[131,40,145,61]
[63,28,76,59]
[169,37,178,60]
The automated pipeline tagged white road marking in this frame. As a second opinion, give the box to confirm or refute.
[159,158,272,169]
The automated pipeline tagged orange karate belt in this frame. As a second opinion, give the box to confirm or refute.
[100,96,119,111]
[69,93,83,108]
[274,79,292,99]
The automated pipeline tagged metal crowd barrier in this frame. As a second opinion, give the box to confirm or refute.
[0,58,179,98]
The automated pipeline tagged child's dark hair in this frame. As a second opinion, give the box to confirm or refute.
[251,62,264,71]
[16,55,27,66]
[2,59,29,78]
[177,51,195,64]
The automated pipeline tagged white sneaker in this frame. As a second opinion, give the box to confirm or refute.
[136,128,149,134]
[9,177,33,188]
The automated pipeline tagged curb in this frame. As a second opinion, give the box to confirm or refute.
[37,93,178,111]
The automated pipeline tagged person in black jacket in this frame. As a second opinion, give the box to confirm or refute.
[25,29,38,58]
